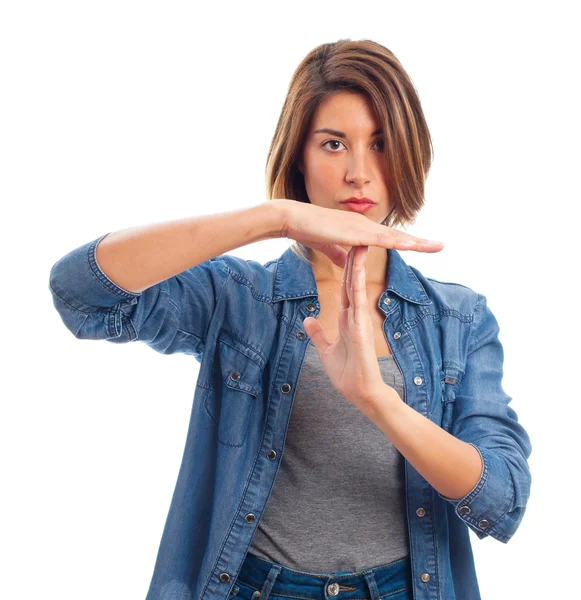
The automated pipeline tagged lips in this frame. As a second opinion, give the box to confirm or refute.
[341,197,375,204]
[342,202,374,213]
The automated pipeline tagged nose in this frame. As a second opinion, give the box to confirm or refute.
[345,147,372,186]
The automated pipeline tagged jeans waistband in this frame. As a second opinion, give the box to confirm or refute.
[234,551,412,600]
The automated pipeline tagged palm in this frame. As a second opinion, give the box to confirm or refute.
[304,245,386,410]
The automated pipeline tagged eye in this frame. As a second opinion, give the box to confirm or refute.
[322,139,345,152]
[321,139,385,152]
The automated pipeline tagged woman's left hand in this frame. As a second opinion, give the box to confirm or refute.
[302,245,388,417]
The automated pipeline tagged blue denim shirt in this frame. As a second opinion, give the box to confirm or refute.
[48,232,532,600]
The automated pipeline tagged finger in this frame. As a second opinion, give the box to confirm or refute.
[346,246,355,307]
[399,240,445,251]
[341,248,350,309]
[388,231,444,251]
[352,246,369,325]
[412,239,445,252]
[365,224,442,250]
[349,247,358,314]
[303,316,331,352]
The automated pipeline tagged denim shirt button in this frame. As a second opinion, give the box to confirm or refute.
[306,302,317,312]
[245,513,256,523]
[219,573,231,583]
[459,506,471,515]
[420,573,431,582]
[383,297,391,305]
[281,383,292,394]
[414,376,423,385]
[394,331,401,339]
[231,372,241,381]
[416,507,426,517]
[267,450,277,460]
[296,331,306,340]
[478,519,489,529]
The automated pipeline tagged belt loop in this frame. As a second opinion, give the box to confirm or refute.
[363,570,380,600]
[259,564,282,600]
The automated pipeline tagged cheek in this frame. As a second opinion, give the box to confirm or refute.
[310,161,340,190]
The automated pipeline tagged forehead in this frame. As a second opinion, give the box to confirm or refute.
[309,91,379,131]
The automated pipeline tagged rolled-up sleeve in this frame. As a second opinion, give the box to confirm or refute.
[437,293,532,543]
[48,232,230,358]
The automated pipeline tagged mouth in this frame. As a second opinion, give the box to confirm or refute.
[341,201,375,214]
[340,197,376,205]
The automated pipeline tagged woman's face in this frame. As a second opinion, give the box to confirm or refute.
[298,91,391,224]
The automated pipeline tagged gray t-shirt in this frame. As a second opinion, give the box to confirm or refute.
[248,339,410,573]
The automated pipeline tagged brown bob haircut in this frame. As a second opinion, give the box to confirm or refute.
[265,38,434,264]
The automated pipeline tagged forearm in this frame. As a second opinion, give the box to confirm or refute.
[366,385,483,501]
[95,201,286,294]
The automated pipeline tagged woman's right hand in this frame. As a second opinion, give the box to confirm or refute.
[275,199,444,268]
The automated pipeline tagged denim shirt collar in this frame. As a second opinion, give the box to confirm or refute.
[272,244,432,306]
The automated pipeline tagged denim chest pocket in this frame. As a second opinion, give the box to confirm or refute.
[439,366,463,433]
[203,339,263,447]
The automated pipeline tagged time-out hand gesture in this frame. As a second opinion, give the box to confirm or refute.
[302,244,390,416]
[278,199,444,268]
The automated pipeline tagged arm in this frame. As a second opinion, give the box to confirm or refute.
[94,201,285,294]
[367,294,533,543]
[48,201,287,356]
[366,389,484,502]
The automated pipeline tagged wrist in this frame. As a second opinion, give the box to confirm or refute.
[251,200,290,241]
[364,382,403,415]
[267,199,298,239]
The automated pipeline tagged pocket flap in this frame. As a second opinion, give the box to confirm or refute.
[219,340,263,397]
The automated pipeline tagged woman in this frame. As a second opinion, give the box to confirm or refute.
[49,39,532,600]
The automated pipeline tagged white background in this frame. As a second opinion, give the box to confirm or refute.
[2,1,578,598]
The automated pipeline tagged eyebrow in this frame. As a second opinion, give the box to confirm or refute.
[313,127,383,138]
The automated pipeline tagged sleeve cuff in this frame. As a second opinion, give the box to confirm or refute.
[49,233,141,312]
[437,443,515,542]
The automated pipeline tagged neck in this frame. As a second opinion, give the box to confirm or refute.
[309,245,389,287]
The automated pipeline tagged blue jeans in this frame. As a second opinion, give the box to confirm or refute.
[230,551,413,600]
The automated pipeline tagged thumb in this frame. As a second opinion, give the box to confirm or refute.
[303,317,331,351]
